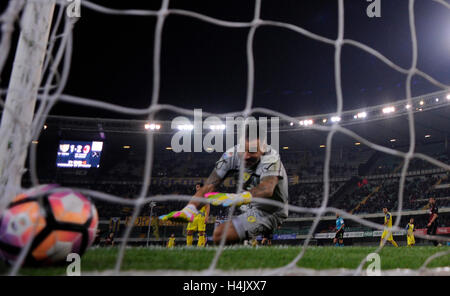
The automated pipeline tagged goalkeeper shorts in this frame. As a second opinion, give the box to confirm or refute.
[231,207,281,241]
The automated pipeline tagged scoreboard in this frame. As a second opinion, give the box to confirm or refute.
[56,140,103,168]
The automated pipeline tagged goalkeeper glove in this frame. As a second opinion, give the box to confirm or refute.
[205,191,252,207]
[159,204,198,222]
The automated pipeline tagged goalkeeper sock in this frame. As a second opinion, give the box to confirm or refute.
[197,235,205,247]
[186,235,193,246]
[180,204,198,222]
[185,204,199,215]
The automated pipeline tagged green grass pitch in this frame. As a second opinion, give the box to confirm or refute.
[1,246,449,275]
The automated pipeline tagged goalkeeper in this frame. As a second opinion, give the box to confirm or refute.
[160,132,289,245]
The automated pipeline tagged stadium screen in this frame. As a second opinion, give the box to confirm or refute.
[56,140,103,168]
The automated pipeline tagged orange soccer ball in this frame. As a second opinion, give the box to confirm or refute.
[0,184,98,266]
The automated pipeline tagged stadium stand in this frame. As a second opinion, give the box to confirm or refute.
[20,113,450,246]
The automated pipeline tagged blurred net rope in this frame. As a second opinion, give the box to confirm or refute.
[0,0,449,276]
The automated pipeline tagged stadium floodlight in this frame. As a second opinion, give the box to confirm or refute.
[146,201,157,247]
[419,100,424,106]
[299,119,313,126]
[390,139,396,142]
[319,144,326,148]
[447,94,450,100]
[282,146,289,150]
[382,106,395,114]
[435,98,439,102]
[354,112,367,119]
[177,124,194,131]
[123,145,131,149]
[355,142,361,146]
[322,118,327,123]
[32,140,38,144]
[43,124,48,130]
[405,104,411,109]
[289,122,294,126]
[145,123,161,130]
[330,116,341,123]
[425,135,431,138]
[165,147,172,150]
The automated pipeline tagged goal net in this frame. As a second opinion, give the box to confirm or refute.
[0,0,449,276]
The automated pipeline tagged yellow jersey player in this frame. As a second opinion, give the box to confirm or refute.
[380,207,398,247]
[167,233,176,248]
[405,218,415,247]
[186,183,210,247]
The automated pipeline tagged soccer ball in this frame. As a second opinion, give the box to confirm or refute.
[0,184,98,266]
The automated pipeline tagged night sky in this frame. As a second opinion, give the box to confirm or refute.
[2,0,450,120]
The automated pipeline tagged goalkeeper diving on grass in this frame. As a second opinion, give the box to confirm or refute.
[159,130,289,245]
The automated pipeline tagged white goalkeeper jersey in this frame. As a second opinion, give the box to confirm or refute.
[213,145,289,219]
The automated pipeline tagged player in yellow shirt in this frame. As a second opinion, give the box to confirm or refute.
[380,207,398,247]
[186,183,210,247]
[167,233,176,248]
[405,218,415,247]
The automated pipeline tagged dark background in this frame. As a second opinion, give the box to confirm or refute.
[1,0,449,120]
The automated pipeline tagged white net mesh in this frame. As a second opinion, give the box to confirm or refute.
[0,0,449,276]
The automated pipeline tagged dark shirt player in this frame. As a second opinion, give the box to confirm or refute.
[427,197,441,247]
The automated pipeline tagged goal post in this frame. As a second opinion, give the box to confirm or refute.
[0,0,55,212]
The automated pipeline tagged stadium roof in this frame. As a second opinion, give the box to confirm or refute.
[282,103,450,151]
[40,90,450,153]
